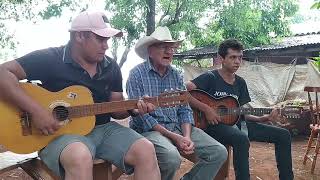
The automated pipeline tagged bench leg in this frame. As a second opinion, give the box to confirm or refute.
[112,165,124,180]
[93,161,112,180]
[214,146,231,180]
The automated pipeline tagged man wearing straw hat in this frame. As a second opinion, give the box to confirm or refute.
[126,26,227,180]
[0,11,161,180]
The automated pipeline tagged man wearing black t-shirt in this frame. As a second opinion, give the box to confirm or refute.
[0,11,160,180]
[186,39,294,180]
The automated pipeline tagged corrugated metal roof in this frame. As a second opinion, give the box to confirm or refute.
[174,32,320,59]
[249,31,320,51]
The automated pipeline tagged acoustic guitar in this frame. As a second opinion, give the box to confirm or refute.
[0,83,188,154]
[190,89,302,129]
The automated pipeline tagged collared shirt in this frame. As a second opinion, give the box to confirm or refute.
[16,42,123,125]
[126,59,194,133]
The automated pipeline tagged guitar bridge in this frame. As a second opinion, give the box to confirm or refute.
[20,111,32,136]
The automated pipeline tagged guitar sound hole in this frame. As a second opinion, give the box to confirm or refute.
[53,106,69,121]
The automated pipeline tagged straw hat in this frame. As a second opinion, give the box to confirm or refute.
[135,26,182,59]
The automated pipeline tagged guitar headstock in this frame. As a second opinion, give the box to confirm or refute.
[158,90,189,108]
[281,106,304,119]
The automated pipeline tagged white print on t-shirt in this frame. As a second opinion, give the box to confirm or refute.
[214,91,238,99]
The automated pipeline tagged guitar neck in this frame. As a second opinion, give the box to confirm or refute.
[219,107,273,116]
[67,98,159,118]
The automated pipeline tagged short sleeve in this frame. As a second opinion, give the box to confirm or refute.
[238,78,251,106]
[16,49,55,82]
[191,72,213,91]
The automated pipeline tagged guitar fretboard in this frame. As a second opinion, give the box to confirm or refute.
[218,108,273,116]
[67,99,158,118]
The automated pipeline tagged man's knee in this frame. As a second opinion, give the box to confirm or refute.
[160,148,182,170]
[217,145,228,163]
[277,128,292,144]
[234,133,250,148]
[60,142,93,169]
[205,144,228,164]
[126,138,157,164]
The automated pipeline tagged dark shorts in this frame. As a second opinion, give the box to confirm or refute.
[39,122,143,178]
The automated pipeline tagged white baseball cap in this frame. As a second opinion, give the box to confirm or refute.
[69,11,123,38]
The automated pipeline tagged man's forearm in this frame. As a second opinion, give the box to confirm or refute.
[188,95,211,112]
[153,124,179,141]
[181,123,192,138]
[0,66,41,114]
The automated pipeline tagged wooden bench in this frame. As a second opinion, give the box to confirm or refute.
[1,146,230,180]
[0,154,120,180]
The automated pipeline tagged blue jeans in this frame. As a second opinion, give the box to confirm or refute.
[143,126,227,180]
[205,121,294,180]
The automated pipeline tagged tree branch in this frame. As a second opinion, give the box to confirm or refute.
[118,47,131,68]
[159,4,171,25]
[165,0,186,26]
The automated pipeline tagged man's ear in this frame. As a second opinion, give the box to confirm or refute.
[75,32,84,43]
[217,54,225,66]
[217,54,224,62]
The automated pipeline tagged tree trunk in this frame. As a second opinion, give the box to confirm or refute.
[118,47,131,68]
[111,38,119,62]
[146,0,156,35]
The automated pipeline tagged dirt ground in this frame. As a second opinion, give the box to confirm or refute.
[1,136,319,180]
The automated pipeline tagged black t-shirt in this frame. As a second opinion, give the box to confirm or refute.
[191,69,251,106]
[16,43,123,125]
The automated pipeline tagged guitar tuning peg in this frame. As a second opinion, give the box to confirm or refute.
[166,88,171,93]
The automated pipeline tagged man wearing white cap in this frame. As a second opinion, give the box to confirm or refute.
[0,11,160,180]
[126,26,228,180]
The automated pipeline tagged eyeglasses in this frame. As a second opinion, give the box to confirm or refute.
[156,45,179,53]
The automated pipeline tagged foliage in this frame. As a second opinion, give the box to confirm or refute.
[105,0,298,67]
[310,1,320,71]
[156,0,215,44]
[105,0,147,48]
[0,0,299,66]
[311,1,320,9]
[0,0,83,50]
[105,0,215,65]
[313,56,320,72]
[197,0,299,48]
